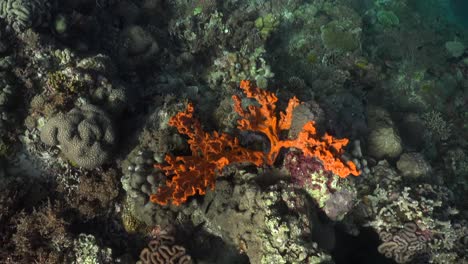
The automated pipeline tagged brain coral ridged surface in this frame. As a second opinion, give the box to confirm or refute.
[40,104,116,169]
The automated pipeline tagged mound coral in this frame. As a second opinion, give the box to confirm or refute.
[151,80,359,206]
[40,104,116,169]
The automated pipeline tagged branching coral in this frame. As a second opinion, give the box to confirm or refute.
[151,80,359,206]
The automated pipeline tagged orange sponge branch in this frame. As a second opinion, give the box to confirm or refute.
[150,102,264,206]
[150,81,359,206]
[232,80,300,164]
[233,80,359,177]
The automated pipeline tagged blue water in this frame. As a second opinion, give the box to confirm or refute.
[451,0,468,27]
[412,0,468,28]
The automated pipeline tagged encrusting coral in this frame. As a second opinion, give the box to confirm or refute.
[151,80,359,206]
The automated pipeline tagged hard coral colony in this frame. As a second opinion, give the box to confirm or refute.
[151,81,359,206]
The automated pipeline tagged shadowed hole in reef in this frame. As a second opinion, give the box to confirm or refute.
[332,226,395,264]
[187,227,250,264]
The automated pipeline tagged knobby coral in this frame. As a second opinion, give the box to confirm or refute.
[151,80,359,206]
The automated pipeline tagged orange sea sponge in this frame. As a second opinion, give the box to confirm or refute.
[233,80,359,178]
[150,103,263,206]
[151,80,359,206]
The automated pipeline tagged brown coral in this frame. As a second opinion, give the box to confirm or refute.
[59,168,119,219]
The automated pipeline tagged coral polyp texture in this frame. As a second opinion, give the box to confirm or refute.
[151,80,359,206]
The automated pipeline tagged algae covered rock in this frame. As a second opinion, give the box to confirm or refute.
[321,20,361,52]
[367,126,402,159]
[40,104,116,169]
[91,83,128,115]
[376,10,399,27]
[117,25,159,70]
[319,5,362,53]
[366,106,402,160]
[445,40,465,58]
[198,171,333,264]
[396,152,431,178]
[254,13,280,40]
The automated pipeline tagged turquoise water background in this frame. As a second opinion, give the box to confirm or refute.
[411,0,468,28]
[450,0,468,27]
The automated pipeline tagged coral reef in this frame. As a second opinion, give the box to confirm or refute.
[73,234,113,264]
[320,20,361,52]
[0,72,17,136]
[121,146,178,227]
[356,161,467,263]
[11,201,73,263]
[194,170,334,264]
[0,0,467,263]
[59,168,120,219]
[207,47,274,90]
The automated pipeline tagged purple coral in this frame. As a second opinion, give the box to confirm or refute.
[284,151,357,220]
[283,151,330,188]
[323,188,356,221]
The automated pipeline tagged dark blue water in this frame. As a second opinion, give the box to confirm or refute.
[411,0,468,29]
[451,0,468,27]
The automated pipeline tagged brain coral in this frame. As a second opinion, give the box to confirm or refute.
[0,0,52,31]
[40,104,116,169]
[137,235,192,264]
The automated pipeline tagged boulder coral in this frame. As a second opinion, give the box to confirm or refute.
[40,104,116,169]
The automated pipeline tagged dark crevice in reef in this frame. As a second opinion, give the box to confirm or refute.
[332,226,395,264]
